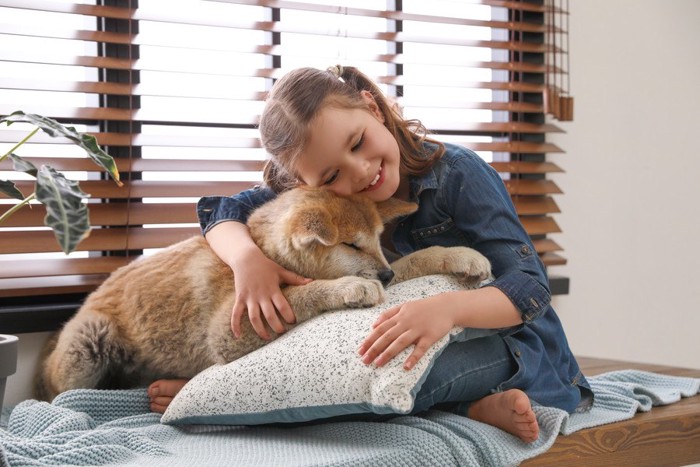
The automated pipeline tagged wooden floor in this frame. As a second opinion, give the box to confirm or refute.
[521,357,700,466]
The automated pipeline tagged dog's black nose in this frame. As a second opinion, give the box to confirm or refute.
[378,269,394,287]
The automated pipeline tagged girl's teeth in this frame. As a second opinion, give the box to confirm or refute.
[367,166,382,188]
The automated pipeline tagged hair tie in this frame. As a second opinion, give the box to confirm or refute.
[327,65,344,80]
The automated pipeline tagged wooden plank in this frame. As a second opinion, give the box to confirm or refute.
[522,357,700,466]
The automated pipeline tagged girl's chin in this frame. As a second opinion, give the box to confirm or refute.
[366,179,398,202]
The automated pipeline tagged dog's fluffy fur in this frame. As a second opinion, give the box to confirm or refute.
[35,187,491,401]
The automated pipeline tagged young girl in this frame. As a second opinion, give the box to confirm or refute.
[148,65,592,442]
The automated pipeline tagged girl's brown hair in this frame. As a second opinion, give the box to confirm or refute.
[259,66,444,193]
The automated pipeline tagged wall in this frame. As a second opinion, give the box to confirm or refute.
[550,0,700,370]
[4,0,700,409]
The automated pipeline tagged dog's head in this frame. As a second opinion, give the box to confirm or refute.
[248,187,417,286]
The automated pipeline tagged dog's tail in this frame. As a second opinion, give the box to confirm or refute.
[34,311,135,401]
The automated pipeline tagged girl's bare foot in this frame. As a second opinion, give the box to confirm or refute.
[147,378,189,414]
[467,389,539,442]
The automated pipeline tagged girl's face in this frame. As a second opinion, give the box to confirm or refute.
[294,93,401,202]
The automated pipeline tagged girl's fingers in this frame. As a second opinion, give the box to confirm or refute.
[260,300,285,335]
[231,302,246,338]
[360,321,408,365]
[358,316,397,355]
[280,269,312,286]
[371,330,416,368]
[272,293,297,325]
[247,303,271,341]
[402,338,433,370]
[371,305,400,329]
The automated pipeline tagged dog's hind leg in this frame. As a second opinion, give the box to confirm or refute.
[37,311,136,400]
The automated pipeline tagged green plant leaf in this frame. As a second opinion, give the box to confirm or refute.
[35,165,91,255]
[0,111,122,186]
[9,153,38,177]
[0,179,25,200]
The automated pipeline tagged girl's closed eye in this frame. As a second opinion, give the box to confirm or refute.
[351,133,364,152]
[323,170,339,186]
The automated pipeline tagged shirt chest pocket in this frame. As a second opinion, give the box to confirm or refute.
[411,218,469,249]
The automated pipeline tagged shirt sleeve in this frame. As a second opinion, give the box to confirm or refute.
[196,186,278,235]
[440,149,551,324]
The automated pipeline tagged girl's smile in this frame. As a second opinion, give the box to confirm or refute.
[362,163,384,192]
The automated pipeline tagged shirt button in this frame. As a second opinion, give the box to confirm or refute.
[514,350,522,357]
[521,245,531,254]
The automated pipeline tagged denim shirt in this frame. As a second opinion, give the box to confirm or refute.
[197,142,592,413]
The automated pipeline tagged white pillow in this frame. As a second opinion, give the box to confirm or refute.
[161,274,494,425]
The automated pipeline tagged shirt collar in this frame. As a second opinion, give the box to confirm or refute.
[407,141,440,200]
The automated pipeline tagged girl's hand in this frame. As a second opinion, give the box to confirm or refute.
[357,293,457,370]
[230,246,311,340]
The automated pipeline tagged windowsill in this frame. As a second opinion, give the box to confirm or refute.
[0,277,570,334]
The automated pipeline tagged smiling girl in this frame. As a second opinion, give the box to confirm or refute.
[148,66,592,442]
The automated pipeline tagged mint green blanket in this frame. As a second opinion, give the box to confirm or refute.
[1,370,698,467]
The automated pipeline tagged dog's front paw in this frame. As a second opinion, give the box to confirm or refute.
[439,247,492,287]
[334,276,385,308]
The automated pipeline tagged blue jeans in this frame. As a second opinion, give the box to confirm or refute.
[410,334,516,416]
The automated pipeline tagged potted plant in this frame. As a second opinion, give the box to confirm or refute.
[1,110,122,254]
[0,334,18,414]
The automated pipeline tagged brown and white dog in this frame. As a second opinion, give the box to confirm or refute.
[35,187,491,401]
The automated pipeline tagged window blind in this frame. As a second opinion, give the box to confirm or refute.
[0,0,570,310]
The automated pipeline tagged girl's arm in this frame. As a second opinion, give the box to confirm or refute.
[198,189,311,340]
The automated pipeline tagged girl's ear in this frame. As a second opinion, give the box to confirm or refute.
[360,90,385,123]
[375,197,418,224]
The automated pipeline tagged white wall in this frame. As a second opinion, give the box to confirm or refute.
[550,0,700,370]
[4,0,700,410]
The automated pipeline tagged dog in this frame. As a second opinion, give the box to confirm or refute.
[35,187,492,401]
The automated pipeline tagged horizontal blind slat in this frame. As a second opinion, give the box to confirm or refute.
[3,181,258,199]
[513,197,561,216]
[0,203,198,227]
[520,217,562,235]
[1,0,550,32]
[0,256,133,279]
[0,157,265,172]
[0,276,105,298]
[0,22,555,54]
[0,49,555,75]
[0,227,199,254]
[504,179,563,196]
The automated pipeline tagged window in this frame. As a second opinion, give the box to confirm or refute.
[0,0,569,331]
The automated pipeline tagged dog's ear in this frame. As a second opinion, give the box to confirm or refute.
[375,197,418,223]
[290,208,339,249]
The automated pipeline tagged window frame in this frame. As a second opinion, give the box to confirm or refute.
[0,0,570,333]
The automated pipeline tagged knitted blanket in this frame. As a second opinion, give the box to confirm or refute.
[1,370,698,467]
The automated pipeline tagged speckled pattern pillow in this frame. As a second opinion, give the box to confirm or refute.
[161,274,495,426]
